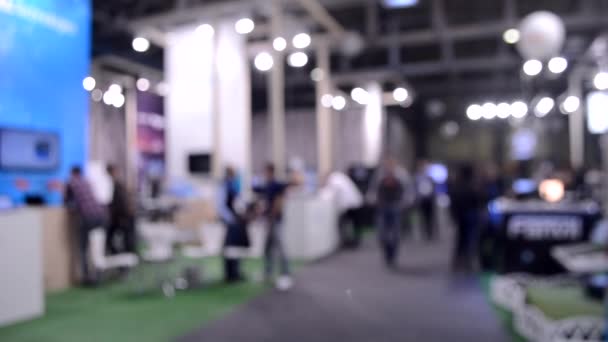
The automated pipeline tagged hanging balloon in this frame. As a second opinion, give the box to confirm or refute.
[517,11,566,60]
[340,32,365,57]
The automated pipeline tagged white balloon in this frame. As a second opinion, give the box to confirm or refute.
[340,33,364,57]
[517,11,566,60]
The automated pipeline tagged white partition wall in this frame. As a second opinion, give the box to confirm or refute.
[165,25,215,180]
[165,22,251,185]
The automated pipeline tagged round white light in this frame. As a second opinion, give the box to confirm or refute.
[136,78,150,92]
[332,95,346,111]
[310,68,324,82]
[254,52,274,72]
[466,104,482,121]
[523,59,543,76]
[535,97,555,117]
[113,93,125,108]
[195,24,214,38]
[292,33,311,49]
[103,91,114,105]
[511,101,528,118]
[235,18,255,34]
[132,37,150,52]
[350,87,369,105]
[482,102,497,119]
[82,76,96,91]
[548,57,568,74]
[108,84,122,94]
[321,94,333,108]
[273,37,287,52]
[497,102,511,119]
[561,95,580,114]
[593,72,608,90]
[91,89,103,102]
[503,28,520,44]
[287,52,308,67]
[393,87,409,102]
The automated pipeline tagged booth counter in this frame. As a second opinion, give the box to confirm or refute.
[283,195,338,260]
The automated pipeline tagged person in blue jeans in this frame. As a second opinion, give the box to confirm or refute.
[253,163,292,290]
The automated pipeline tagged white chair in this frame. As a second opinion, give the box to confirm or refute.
[89,228,139,277]
[137,221,178,297]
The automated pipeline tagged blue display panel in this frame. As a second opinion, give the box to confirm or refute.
[0,0,91,205]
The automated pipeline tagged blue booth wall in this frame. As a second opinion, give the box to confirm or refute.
[0,0,91,206]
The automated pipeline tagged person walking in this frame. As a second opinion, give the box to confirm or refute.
[106,164,136,254]
[65,166,108,286]
[369,157,415,268]
[253,163,292,290]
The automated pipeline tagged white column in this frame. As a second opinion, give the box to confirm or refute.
[363,82,384,167]
[569,70,585,169]
[215,21,252,193]
[316,41,333,177]
[165,26,215,181]
[269,0,286,178]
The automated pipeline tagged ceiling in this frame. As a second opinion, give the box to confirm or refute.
[92,0,608,114]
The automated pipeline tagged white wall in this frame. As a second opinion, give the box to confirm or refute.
[165,25,215,180]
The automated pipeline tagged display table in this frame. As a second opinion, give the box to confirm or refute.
[40,208,77,292]
[0,209,44,327]
[283,195,338,260]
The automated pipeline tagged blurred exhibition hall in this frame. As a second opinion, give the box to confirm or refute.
[2,0,608,341]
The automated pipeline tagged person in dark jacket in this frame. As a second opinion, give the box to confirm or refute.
[218,167,250,283]
[448,164,482,272]
[106,164,136,254]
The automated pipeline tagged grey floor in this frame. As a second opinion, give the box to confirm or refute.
[179,230,511,342]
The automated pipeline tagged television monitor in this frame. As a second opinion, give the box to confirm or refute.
[0,128,60,171]
[188,153,211,175]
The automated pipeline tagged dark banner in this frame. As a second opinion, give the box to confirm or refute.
[136,91,165,194]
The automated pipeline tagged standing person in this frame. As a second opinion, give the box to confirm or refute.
[448,164,482,272]
[253,163,292,290]
[64,166,108,286]
[217,167,250,283]
[323,170,364,249]
[415,159,436,241]
[106,164,136,254]
[369,157,415,268]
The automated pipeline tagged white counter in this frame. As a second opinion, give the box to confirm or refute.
[0,209,44,327]
[283,195,338,260]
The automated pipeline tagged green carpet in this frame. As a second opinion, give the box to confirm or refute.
[0,257,266,342]
[527,285,604,320]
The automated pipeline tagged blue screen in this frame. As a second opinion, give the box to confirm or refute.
[0,0,91,205]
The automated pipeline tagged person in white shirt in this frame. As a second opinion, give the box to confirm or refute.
[323,171,364,248]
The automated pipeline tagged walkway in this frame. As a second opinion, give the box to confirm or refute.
[179,231,510,342]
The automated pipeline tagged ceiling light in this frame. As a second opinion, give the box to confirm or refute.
[332,95,346,111]
[195,24,214,38]
[593,72,608,90]
[535,97,555,117]
[235,18,255,35]
[351,87,369,105]
[273,37,287,52]
[548,57,568,74]
[108,84,122,93]
[510,101,528,118]
[523,59,543,76]
[292,33,311,49]
[156,82,169,96]
[136,78,150,92]
[482,102,497,119]
[382,0,418,8]
[310,68,324,82]
[503,28,520,44]
[496,102,511,119]
[321,94,333,108]
[112,93,125,108]
[82,76,96,91]
[103,91,114,105]
[561,95,580,114]
[466,104,482,121]
[287,52,308,67]
[254,52,274,72]
[393,87,409,102]
[132,37,150,52]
